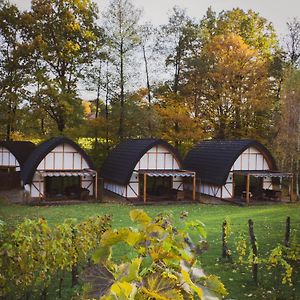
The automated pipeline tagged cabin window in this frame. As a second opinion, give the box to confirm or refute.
[0,166,16,173]
[45,176,80,198]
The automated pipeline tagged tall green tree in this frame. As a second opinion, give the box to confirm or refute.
[102,0,141,140]
[23,0,103,133]
[275,69,300,196]
[158,7,200,94]
[0,1,30,140]
[200,8,279,58]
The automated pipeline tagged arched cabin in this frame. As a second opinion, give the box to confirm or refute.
[101,139,196,202]
[183,140,294,203]
[20,137,97,201]
[0,141,36,190]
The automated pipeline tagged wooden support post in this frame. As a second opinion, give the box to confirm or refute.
[143,173,147,203]
[95,172,98,201]
[290,175,294,203]
[232,173,235,199]
[192,173,196,201]
[246,174,250,205]
[39,172,42,200]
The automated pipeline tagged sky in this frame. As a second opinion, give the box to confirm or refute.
[10,0,300,40]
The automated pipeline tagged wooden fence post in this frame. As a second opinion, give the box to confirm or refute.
[284,216,291,247]
[71,227,79,287]
[221,220,231,260]
[248,219,258,285]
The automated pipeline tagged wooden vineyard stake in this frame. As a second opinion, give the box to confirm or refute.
[248,219,258,284]
[284,216,291,247]
[221,220,231,260]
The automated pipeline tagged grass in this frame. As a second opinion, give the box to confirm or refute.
[1,199,300,299]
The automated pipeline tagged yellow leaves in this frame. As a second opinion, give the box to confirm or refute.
[67,21,81,32]
[83,30,96,41]
[100,228,142,248]
[82,100,91,116]
[64,40,80,54]
[109,282,136,300]
[154,96,204,144]
[141,273,183,300]
[129,209,152,227]
[204,275,228,297]
[92,246,111,264]
[118,258,142,282]
[125,231,143,246]
[181,269,203,299]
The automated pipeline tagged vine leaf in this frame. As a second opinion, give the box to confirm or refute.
[118,258,142,282]
[186,220,207,239]
[110,282,136,300]
[81,264,115,299]
[141,273,184,300]
[205,275,228,297]
[92,246,111,263]
[125,230,143,246]
[181,269,203,299]
[100,230,126,247]
[130,209,152,226]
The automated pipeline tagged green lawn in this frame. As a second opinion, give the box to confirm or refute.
[1,199,299,300]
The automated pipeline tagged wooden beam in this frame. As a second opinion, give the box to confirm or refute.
[290,174,294,203]
[192,173,196,201]
[143,173,147,203]
[246,174,250,205]
[232,173,235,199]
[38,172,42,200]
[95,172,98,201]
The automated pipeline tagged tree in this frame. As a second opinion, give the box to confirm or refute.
[23,0,102,133]
[275,70,300,197]
[102,0,141,140]
[154,86,204,151]
[200,8,279,58]
[184,33,275,139]
[158,6,200,94]
[0,2,30,140]
[286,18,300,68]
[138,24,155,134]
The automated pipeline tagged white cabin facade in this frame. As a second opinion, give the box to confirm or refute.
[104,144,183,198]
[196,146,273,199]
[101,139,195,201]
[0,146,20,171]
[21,138,96,200]
[183,140,278,200]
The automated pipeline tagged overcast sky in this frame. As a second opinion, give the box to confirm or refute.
[10,0,300,40]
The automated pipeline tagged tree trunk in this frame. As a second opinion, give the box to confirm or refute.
[57,114,65,133]
[40,118,46,136]
[118,40,125,140]
[105,60,109,150]
[6,122,11,141]
[71,264,79,287]
[142,45,152,135]
[41,287,47,300]
[95,62,102,119]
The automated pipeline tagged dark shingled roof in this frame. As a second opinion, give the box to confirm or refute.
[183,140,277,186]
[0,141,36,168]
[21,137,95,184]
[101,139,182,185]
